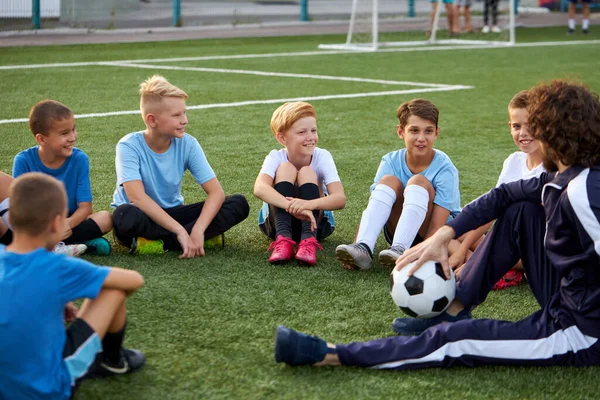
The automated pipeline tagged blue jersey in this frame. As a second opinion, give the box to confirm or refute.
[13,147,92,215]
[111,132,216,209]
[0,246,109,399]
[371,149,461,218]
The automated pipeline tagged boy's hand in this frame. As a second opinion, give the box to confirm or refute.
[176,231,203,259]
[190,230,206,257]
[64,302,78,324]
[293,209,317,232]
[61,220,73,240]
[448,248,468,269]
[286,198,313,215]
[395,226,455,279]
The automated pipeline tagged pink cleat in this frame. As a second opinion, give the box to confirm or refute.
[267,235,296,264]
[295,237,323,266]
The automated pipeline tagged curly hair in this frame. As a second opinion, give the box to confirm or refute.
[528,80,600,168]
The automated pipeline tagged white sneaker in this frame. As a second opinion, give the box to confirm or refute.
[54,242,87,257]
[482,25,490,34]
[491,26,502,33]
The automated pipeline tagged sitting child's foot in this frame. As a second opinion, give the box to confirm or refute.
[493,269,524,291]
[87,348,146,378]
[378,245,404,267]
[129,237,164,255]
[84,237,111,256]
[391,308,472,336]
[267,235,295,264]
[295,237,323,266]
[204,233,225,249]
[53,242,87,257]
[335,242,373,270]
[274,325,332,366]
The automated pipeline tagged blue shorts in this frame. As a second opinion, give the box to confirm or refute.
[258,202,335,242]
[63,318,102,391]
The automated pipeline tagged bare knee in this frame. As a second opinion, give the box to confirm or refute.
[274,162,298,184]
[297,166,318,186]
[91,211,113,234]
[406,175,435,199]
[377,175,403,195]
[0,172,13,201]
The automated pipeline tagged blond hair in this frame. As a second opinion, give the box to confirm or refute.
[139,75,188,117]
[270,102,316,135]
[9,173,66,236]
[28,100,73,136]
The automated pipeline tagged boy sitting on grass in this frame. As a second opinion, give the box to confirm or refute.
[448,90,545,289]
[13,100,113,256]
[111,75,249,257]
[254,101,346,266]
[336,98,460,270]
[0,173,145,399]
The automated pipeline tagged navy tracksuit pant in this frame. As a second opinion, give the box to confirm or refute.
[336,201,600,370]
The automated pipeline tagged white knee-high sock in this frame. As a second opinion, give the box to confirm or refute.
[0,198,10,230]
[355,184,397,252]
[391,185,429,251]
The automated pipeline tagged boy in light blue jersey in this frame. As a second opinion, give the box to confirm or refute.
[0,173,145,400]
[111,75,249,258]
[336,99,460,270]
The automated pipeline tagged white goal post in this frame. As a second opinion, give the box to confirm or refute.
[319,0,516,51]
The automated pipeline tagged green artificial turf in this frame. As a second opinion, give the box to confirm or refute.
[0,27,599,399]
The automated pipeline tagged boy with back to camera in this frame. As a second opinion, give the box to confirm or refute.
[0,173,145,399]
[111,75,249,258]
[336,99,461,270]
[254,101,346,266]
[13,100,113,256]
[448,90,545,289]
[274,80,600,372]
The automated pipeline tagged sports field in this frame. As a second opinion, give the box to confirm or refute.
[1,27,599,399]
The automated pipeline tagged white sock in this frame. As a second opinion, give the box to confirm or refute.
[391,185,429,252]
[569,19,575,30]
[583,19,589,30]
[356,184,397,252]
[0,198,10,230]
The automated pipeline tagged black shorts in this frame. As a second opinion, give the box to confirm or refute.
[260,210,335,242]
[383,225,424,248]
[63,318,102,395]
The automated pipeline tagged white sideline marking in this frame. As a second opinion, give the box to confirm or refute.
[106,61,450,88]
[0,40,598,71]
[0,85,472,125]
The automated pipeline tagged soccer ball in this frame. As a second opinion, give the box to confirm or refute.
[389,260,456,319]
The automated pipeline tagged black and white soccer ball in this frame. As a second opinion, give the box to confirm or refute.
[389,260,456,319]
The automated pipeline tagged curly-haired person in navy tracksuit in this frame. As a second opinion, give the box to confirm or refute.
[274,80,600,371]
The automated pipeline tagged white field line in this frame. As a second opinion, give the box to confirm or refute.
[106,61,450,88]
[0,85,472,125]
[0,39,598,71]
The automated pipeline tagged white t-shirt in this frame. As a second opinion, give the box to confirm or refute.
[259,147,341,194]
[496,151,545,187]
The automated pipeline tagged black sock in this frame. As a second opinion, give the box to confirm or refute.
[103,322,126,364]
[0,229,12,245]
[274,181,295,239]
[298,183,320,241]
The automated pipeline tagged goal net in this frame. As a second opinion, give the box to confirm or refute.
[318,0,516,51]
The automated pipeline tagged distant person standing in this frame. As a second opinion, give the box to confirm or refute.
[482,0,501,33]
[567,0,591,34]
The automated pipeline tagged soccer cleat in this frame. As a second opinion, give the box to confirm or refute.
[481,25,490,34]
[378,245,405,267]
[87,348,146,378]
[493,269,524,291]
[274,325,331,366]
[295,237,323,266]
[335,242,373,270]
[204,233,225,249]
[391,308,472,336]
[129,237,164,255]
[491,25,502,33]
[84,237,111,256]
[53,242,87,257]
[267,235,296,264]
